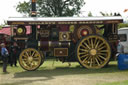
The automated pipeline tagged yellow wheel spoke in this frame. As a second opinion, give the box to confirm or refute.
[94,37,98,46]
[83,42,91,49]
[32,51,36,57]
[34,54,40,57]
[95,39,100,49]
[97,53,107,56]
[99,55,106,60]
[99,50,109,52]
[91,38,94,48]
[98,46,106,50]
[98,43,105,48]
[90,58,93,67]
[80,54,89,58]
[79,51,87,55]
[30,63,33,68]
[33,57,40,61]
[22,58,27,61]
[96,55,103,63]
[22,54,28,58]
[25,61,31,66]
[80,45,87,49]
[87,39,91,48]
[29,51,32,56]
[79,48,88,52]
[82,56,89,63]
[95,58,100,66]
[32,61,36,67]
[92,56,96,66]
[25,52,30,57]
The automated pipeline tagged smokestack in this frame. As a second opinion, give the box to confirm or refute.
[31,0,37,17]
[31,0,37,40]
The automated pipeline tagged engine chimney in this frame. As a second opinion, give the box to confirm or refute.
[31,0,37,17]
[31,0,37,40]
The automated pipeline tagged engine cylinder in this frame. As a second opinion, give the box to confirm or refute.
[38,41,70,51]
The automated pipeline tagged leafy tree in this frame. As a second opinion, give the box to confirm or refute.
[16,0,85,17]
[0,21,7,29]
[99,12,128,29]
[100,12,121,16]
[0,25,2,29]
[118,23,128,29]
[88,11,93,17]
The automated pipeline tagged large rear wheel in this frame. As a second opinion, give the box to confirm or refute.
[19,48,43,71]
[76,35,111,69]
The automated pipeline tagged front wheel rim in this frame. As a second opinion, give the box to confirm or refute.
[19,48,42,71]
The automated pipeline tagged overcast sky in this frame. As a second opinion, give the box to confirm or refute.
[0,0,128,24]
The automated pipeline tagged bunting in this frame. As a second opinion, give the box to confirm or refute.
[124,9,128,12]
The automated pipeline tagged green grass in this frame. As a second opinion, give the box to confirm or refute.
[97,80,128,85]
[0,60,128,85]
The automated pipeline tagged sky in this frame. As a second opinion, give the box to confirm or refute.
[0,0,128,24]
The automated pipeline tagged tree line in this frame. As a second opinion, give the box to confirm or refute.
[0,0,128,28]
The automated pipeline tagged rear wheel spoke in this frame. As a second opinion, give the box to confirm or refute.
[95,58,100,66]
[83,42,91,49]
[80,54,89,58]
[95,40,100,49]
[91,38,94,48]
[98,46,106,50]
[99,55,106,60]
[79,48,88,52]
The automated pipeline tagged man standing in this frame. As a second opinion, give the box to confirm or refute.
[10,42,19,67]
[117,40,124,54]
[1,43,9,73]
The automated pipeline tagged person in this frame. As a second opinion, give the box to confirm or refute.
[1,43,9,73]
[116,40,124,57]
[10,42,19,67]
[117,40,124,53]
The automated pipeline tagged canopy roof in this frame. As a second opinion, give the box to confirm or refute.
[0,27,11,35]
[0,26,31,36]
[7,16,123,25]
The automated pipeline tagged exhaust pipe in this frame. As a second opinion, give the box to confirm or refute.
[31,0,37,39]
[31,0,37,17]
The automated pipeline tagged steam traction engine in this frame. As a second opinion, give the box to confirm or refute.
[7,16,123,71]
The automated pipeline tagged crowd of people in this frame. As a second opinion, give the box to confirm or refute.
[0,41,20,73]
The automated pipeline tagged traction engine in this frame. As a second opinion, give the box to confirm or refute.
[7,0,123,71]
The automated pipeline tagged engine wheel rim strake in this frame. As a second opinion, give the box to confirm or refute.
[19,48,42,71]
[77,35,111,69]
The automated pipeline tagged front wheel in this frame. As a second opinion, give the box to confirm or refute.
[76,35,111,69]
[19,48,42,71]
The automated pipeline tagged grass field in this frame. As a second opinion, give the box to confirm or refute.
[97,80,128,85]
[0,60,128,85]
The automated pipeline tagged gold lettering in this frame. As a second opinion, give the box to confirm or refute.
[52,22,55,24]
[12,22,25,25]
[74,22,77,24]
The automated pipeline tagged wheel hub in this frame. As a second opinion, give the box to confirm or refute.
[90,49,97,55]
[28,57,33,62]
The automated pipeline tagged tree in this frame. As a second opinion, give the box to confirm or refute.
[0,25,2,29]
[16,0,85,17]
[118,23,128,29]
[100,12,121,16]
[88,11,93,17]
[0,21,8,29]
